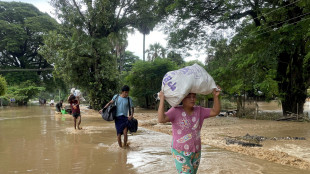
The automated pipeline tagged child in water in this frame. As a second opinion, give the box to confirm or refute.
[68,94,82,130]
[157,87,221,174]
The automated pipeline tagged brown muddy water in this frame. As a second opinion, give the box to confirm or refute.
[0,105,309,174]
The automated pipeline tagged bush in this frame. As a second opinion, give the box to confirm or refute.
[0,96,9,106]
[0,76,7,96]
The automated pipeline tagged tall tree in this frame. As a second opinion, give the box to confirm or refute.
[0,1,59,87]
[41,0,172,109]
[109,29,131,72]
[134,0,171,61]
[166,0,310,115]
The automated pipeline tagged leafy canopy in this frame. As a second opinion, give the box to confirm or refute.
[126,58,177,107]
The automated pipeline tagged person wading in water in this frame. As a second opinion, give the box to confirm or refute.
[100,85,134,148]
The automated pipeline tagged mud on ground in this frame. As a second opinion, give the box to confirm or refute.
[133,109,310,171]
[73,106,310,171]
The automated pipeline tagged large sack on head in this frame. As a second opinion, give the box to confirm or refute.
[161,63,217,107]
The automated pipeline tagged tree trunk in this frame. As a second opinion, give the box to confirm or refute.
[143,33,146,61]
[236,96,243,117]
[145,95,149,108]
[277,51,307,116]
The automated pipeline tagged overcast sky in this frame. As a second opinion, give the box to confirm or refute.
[2,0,204,63]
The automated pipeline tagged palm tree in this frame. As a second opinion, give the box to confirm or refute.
[108,29,133,72]
[146,43,166,61]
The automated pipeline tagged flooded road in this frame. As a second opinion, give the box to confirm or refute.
[0,105,310,174]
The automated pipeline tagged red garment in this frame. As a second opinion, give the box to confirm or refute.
[70,100,80,114]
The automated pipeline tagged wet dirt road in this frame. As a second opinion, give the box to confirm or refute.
[0,105,309,174]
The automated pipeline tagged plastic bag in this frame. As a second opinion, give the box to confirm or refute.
[70,88,86,101]
[70,88,76,95]
[161,63,217,107]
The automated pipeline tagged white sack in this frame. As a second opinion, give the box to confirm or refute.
[70,88,86,101]
[161,63,217,107]
[70,88,76,95]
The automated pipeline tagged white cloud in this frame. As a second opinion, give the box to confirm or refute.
[127,30,168,61]
[127,29,205,63]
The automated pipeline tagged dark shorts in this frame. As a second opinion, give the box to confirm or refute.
[72,112,81,118]
[115,115,131,135]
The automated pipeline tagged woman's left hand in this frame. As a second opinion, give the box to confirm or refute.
[213,86,221,97]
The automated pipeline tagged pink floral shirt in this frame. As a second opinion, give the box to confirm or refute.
[166,106,211,152]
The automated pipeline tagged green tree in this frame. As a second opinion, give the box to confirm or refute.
[6,80,45,105]
[0,1,61,95]
[167,51,185,66]
[146,43,166,61]
[133,0,172,61]
[126,59,177,108]
[121,51,140,72]
[0,1,58,74]
[109,29,131,72]
[0,75,7,96]
[41,0,172,109]
[166,0,310,115]
[206,36,278,111]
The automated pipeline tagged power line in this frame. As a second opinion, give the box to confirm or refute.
[250,11,310,36]
[253,16,310,38]
[0,68,54,72]
[250,0,303,22]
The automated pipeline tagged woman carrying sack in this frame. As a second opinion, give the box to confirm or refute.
[158,88,221,174]
[101,85,134,148]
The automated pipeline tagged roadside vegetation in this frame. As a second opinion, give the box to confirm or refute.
[0,1,309,120]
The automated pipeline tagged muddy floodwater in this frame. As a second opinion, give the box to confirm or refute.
[1,104,310,174]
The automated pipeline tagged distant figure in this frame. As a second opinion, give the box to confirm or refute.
[158,86,221,174]
[50,99,55,106]
[100,85,134,148]
[68,94,82,130]
[55,100,63,112]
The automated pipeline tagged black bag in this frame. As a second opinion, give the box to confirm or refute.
[101,95,119,121]
[101,104,116,121]
[127,97,138,133]
[128,118,138,133]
